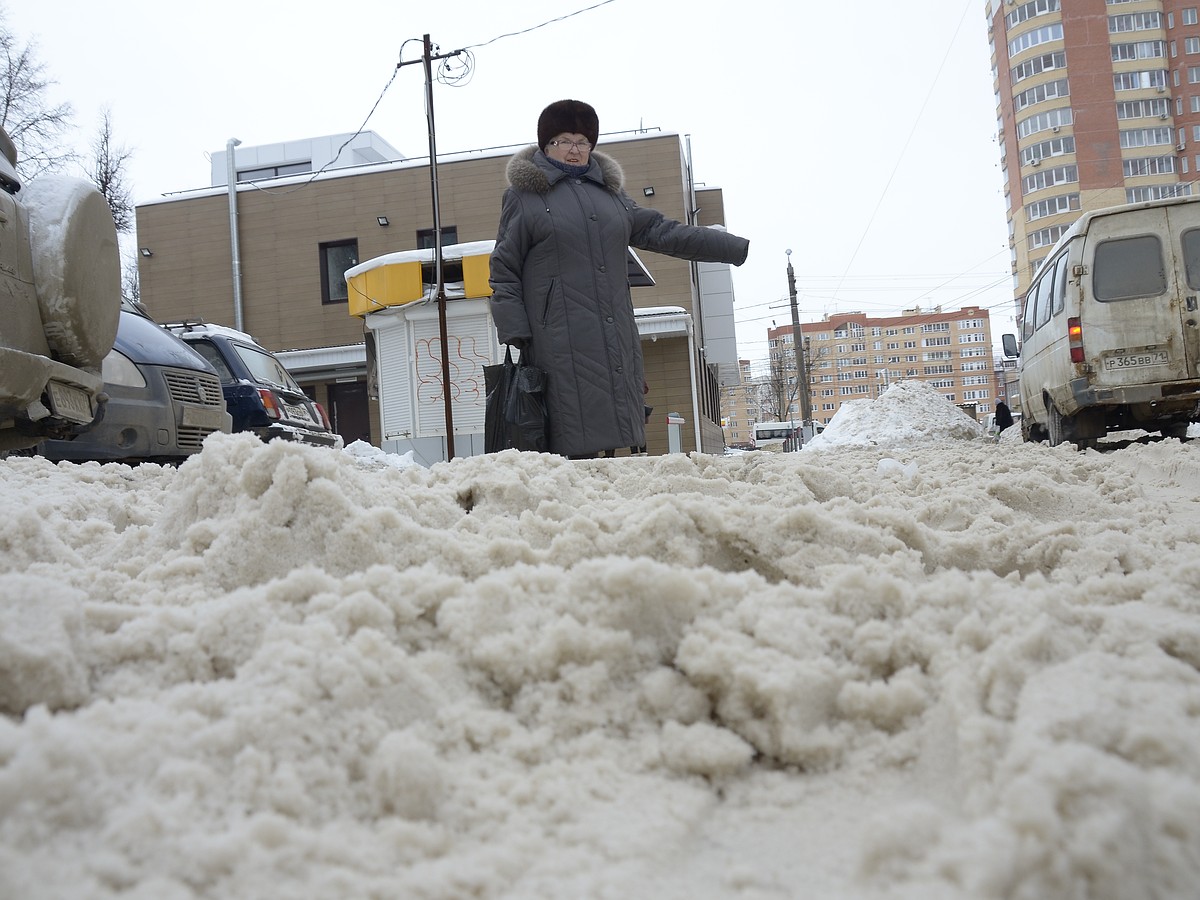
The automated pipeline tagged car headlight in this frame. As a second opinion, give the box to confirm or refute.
[101,349,147,388]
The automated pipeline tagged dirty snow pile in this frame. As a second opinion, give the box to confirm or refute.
[804,380,986,449]
[2,382,1199,900]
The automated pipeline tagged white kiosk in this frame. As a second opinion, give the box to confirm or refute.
[347,241,500,465]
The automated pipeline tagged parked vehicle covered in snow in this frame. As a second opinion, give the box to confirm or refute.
[36,298,231,464]
[1004,194,1200,448]
[0,126,121,452]
[164,321,341,449]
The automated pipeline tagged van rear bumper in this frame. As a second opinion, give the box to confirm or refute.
[1070,376,1200,411]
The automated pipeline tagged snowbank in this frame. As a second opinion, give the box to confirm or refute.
[1,384,1198,899]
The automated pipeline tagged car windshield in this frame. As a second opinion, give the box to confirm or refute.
[233,343,301,392]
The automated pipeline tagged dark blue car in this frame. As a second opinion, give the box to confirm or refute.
[165,322,342,450]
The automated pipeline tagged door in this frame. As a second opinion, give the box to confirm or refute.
[328,380,371,446]
[1078,205,1193,388]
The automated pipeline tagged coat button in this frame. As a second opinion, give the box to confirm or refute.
[590,214,598,220]
[616,366,623,373]
[606,315,613,323]
[599,265,606,272]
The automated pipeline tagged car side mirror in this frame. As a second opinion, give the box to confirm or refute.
[1001,333,1020,359]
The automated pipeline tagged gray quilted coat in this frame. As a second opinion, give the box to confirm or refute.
[489,146,749,457]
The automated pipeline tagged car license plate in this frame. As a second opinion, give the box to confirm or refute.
[47,380,94,423]
[1103,350,1169,371]
[284,403,313,424]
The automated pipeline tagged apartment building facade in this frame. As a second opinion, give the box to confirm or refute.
[761,307,998,427]
[988,0,1200,314]
[719,359,762,448]
[133,130,741,458]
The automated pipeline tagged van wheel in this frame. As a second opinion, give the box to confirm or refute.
[1046,408,1084,448]
[1161,421,1191,440]
[1048,403,1099,450]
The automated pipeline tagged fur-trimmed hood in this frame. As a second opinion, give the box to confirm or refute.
[504,145,625,195]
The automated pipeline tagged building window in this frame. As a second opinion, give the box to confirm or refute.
[1012,51,1067,86]
[1026,192,1082,221]
[1022,164,1080,195]
[1187,8,1199,25]
[1123,155,1176,177]
[1109,12,1163,33]
[1009,23,1063,58]
[416,226,459,249]
[1021,136,1076,167]
[1112,40,1165,62]
[237,161,312,182]
[320,239,358,305]
[1115,98,1170,119]
[1017,107,1074,140]
[1006,0,1060,30]
[1015,78,1070,112]
[1119,127,1173,148]
[1114,69,1169,91]
[1126,183,1193,203]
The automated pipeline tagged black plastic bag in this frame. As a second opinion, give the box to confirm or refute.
[485,347,548,453]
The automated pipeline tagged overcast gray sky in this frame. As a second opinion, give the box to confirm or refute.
[8,0,1014,368]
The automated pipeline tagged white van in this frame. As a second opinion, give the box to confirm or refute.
[1003,195,1200,448]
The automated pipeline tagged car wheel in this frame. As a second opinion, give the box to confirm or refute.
[22,176,121,370]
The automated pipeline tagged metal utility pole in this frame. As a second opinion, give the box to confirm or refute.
[226,137,244,332]
[786,250,812,427]
[399,35,462,459]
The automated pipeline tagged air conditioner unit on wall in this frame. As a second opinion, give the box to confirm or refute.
[1179,143,1188,151]
[1031,157,1041,166]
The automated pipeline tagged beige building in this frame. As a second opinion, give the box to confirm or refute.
[133,130,742,458]
[764,306,998,425]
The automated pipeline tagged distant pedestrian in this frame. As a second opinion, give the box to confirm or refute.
[994,401,1014,434]
[489,99,750,459]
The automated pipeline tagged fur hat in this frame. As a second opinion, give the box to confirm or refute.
[537,99,599,151]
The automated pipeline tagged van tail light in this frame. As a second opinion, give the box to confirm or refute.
[1068,316,1085,364]
[315,402,332,430]
[257,388,283,420]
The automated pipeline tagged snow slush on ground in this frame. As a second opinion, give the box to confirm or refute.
[1,380,1198,899]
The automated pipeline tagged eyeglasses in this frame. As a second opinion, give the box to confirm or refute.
[548,139,592,151]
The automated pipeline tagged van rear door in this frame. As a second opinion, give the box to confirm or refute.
[1078,203,1195,386]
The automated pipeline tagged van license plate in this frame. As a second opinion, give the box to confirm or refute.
[47,381,94,423]
[1103,351,1169,371]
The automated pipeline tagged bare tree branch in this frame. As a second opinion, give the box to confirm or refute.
[89,107,134,232]
[0,6,75,178]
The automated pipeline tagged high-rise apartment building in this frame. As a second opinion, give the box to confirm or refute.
[988,0,1200,316]
[762,307,997,427]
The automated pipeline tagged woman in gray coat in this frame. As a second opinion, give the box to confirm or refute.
[489,99,750,459]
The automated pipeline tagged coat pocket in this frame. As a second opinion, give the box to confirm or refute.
[541,278,556,328]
